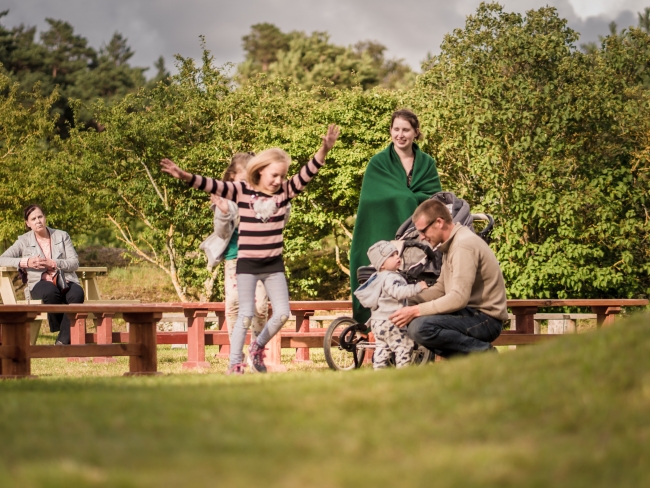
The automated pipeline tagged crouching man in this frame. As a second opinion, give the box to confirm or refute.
[389,199,508,357]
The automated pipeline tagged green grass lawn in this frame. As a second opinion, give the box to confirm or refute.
[1,315,649,488]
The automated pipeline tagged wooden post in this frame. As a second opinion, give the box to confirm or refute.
[511,307,538,334]
[363,331,374,365]
[68,313,91,362]
[0,311,39,378]
[591,306,622,328]
[79,270,102,301]
[548,315,576,334]
[293,311,314,363]
[0,268,19,304]
[215,311,229,358]
[94,313,117,363]
[183,309,210,369]
[123,312,163,376]
[265,331,287,372]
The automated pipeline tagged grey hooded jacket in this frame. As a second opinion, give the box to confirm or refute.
[0,227,80,291]
[354,271,424,321]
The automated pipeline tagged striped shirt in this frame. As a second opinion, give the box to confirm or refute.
[188,157,324,274]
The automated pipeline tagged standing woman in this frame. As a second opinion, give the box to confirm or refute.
[0,204,84,344]
[350,110,441,325]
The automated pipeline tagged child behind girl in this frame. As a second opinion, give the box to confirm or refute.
[199,153,268,343]
[161,124,340,374]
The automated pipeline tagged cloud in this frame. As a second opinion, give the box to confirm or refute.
[1,0,645,76]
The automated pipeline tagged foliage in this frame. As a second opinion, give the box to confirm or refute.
[416,2,650,299]
[237,23,416,90]
[0,71,92,248]
[0,11,168,136]
[4,3,650,301]
[65,45,407,300]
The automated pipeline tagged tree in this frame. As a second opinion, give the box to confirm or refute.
[237,23,415,90]
[416,2,650,299]
[0,12,156,136]
[0,72,91,249]
[241,23,290,72]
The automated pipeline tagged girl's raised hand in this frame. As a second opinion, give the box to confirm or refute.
[321,124,340,153]
[160,158,191,181]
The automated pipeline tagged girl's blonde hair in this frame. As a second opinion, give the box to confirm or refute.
[246,148,291,186]
[223,152,255,182]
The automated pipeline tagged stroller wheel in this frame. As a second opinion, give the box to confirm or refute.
[324,317,368,371]
[410,344,433,366]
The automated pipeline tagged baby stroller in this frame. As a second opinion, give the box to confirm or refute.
[323,192,494,371]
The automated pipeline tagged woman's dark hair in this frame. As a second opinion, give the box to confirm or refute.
[390,109,422,140]
[223,152,255,182]
[24,204,45,230]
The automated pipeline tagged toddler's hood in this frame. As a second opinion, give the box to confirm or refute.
[353,272,383,309]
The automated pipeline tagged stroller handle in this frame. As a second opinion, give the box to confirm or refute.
[472,213,494,240]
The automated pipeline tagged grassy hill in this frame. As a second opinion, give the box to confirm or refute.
[0,314,648,487]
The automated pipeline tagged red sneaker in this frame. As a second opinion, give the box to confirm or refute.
[247,341,268,373]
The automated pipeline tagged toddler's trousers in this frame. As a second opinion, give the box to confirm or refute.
[370,319,415,369]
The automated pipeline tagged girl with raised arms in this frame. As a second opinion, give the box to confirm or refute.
[161,124,340,374]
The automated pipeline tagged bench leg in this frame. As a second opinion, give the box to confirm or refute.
[0,313,38,379]
[512,307,538,335]
[363,331,374,365]
[215,312,229,358]
[183,309,210,370]
[592,306,622,328]
[123,312,163,376]
[94,313,117,363]
[265,330,287,372]
[29,321,41,346]
[68,313,91,362]
[293,311,313,363]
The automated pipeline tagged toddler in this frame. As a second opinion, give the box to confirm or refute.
[354,240,427,369]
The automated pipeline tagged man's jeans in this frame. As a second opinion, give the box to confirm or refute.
[407,307,502,357]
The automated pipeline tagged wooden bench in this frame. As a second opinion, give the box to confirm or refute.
[78,299,647,371]
[0,266,141,346]
[0,266,109,303]
[0,304,181,378]
[2,299,645,378]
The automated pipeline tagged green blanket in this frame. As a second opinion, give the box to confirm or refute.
[350,143,442,323]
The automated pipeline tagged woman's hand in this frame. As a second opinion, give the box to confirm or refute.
[314,124,340,163]
[160,158,192,182]
[210,194,230,214]
[27,257,48,269]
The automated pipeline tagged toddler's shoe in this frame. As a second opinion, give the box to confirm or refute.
[247,341,267,373]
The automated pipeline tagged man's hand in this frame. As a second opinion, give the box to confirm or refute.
[390,305,421,328]
[160,158,191,181]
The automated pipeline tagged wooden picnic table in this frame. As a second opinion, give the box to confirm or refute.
[0,266,108,304]
[0,304,181,378]
[1,298,646,378]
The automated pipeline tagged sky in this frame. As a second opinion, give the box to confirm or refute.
[2,0,648,77]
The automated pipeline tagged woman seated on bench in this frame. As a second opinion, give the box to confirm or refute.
[0,204,84,345]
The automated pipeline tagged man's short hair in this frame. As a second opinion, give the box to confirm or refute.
[413,199,453,225]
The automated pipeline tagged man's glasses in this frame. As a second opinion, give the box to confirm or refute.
[415,220,434,236]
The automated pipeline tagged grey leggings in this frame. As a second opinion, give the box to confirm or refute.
[229,272,291,366]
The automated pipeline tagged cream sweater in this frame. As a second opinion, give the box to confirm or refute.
[411,224,509,321]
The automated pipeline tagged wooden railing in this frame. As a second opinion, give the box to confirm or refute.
[0,299,646,378]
